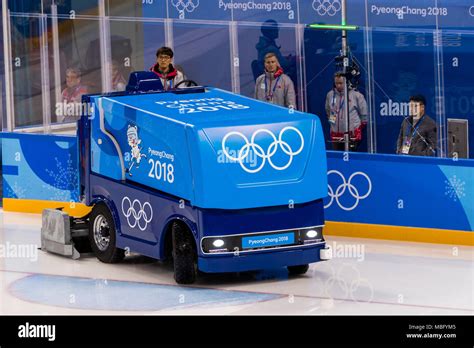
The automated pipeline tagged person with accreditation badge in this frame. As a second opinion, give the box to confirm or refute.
[396,95,437,156]
[255,52,296,109]
[325,72,368,151]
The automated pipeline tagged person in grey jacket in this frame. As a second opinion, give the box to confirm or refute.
[396,95,437,156]
[255,52,296,109]
[325,72,368,151]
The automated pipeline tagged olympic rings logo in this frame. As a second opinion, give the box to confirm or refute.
[121,197,153,231]
[325,170,372,211]
[312,0,341,16]
[221,126,305,174]
[171,0,200,13]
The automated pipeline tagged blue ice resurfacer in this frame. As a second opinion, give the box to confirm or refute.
[41,73,331,284]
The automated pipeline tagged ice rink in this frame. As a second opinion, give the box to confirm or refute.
[0,210,472,315]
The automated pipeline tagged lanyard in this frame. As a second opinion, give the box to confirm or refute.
[265,75,281,101]
[163,78,173,90]
[331,92,345,116]
[331,91,345,132]
[406,114,426,139]
[158,69,173,90]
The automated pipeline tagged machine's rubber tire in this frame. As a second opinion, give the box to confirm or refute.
[287,264,309,275]
[172,221,198,284]
[89,203,125,263]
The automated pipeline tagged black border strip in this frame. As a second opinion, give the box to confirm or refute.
[0,315,472,346]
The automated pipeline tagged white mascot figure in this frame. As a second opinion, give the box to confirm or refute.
[126,125,146,176]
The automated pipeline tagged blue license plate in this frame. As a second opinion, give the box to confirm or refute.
[242,232,295,249]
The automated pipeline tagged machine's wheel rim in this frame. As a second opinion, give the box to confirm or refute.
[93,214,111,251]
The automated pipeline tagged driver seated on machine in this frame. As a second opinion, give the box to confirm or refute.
[150,46,184,90]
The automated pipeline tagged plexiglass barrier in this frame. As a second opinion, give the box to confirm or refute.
[1,0,473,159]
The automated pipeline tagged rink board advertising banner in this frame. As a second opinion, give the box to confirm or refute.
[325,151,474,232]
[1,133,80,202]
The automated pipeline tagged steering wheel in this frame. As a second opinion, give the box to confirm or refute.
[175,79,199,88]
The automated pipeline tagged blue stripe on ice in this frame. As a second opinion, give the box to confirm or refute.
[10,274,281,311]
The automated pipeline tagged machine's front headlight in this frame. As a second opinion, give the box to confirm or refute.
[212,239,225,248]
[300,227,324,244]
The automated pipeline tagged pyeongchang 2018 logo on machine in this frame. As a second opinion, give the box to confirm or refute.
[220,127,305,174]
[312,0,341,16]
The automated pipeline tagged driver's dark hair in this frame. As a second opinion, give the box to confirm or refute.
[409,95,426,107]
[156,46,174,58]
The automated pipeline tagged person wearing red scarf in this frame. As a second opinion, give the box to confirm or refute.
[254,52,296,109]
[150,47,184,90]
[62,67,88,104]
[325,72,368,151]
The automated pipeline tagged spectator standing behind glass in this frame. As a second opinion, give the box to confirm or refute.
[62,67,88,104]
[396,95,437,156]
[60,67,88,122]
[150,46,184,90]
[325,72,368,151]
[255,53,296,109]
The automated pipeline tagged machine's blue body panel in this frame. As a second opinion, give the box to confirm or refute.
[198,245,326,273]
[89,88,327,209]
[197,199,325,237]
[89,173,325,270]
[80,84,328,274]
